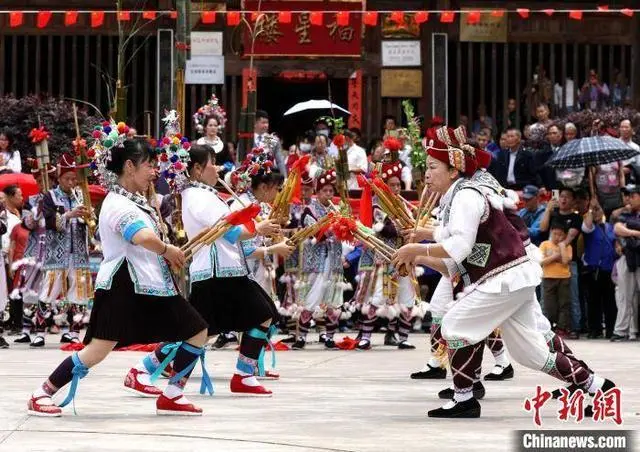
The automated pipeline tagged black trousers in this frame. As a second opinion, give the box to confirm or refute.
[586,268,617,336]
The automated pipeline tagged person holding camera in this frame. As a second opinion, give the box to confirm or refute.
[611,184,640,341]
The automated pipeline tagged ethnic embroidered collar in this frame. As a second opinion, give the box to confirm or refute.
[188,180,218,195]
[111,184,164,236]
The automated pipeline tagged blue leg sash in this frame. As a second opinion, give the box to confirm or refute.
[168,343,214,396]
[58,353,89,415]
[247,325,277,377]
[149,342,182,383]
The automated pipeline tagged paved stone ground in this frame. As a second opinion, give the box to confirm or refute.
[0,333,637,452]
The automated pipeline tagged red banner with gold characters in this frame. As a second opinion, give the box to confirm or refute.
[242,0,362,57]
[348,70,362,129]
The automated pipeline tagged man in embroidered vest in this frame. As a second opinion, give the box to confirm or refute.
[393,126,615,418]
[36,153,92,347]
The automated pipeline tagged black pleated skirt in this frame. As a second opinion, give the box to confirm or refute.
[83,261,207,346]
[189,275,277,336]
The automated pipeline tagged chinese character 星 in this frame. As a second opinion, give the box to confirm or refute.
[257,13,284,45]
[593,388,623,425]
[295,13,312,44]
[523,385,552,426]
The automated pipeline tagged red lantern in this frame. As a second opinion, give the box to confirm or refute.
[309,11,323,26]
[91,11,105,28]
[414,11,429,24]
[363,11,378,26]
[142,11,157,20]
[118,11,131,21]
[517,9,530,19]
[65,11,79,26]
[440,11,455,23]
[201,11,216,24]
[278,11,292,24]
[37,11,52,28]
[390,11,404,24]
[227,11,241,26]
[569,10,583,20]
[9,12,23,28]
[336,11,350,26]
[466,11,481,24]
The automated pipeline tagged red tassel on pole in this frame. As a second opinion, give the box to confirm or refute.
[142,11,157,20]
[569,10,583,20]
[227,11,241,26]
[37,11,53,29]
[517,9,530,19]
[201,11,216,24]
[440,12,455,23]
[118,11,131,21]
[309,12,323,26]
[336,11,350,26]
[91,11,105,28]
[466,11,481,25]
[9,12,24,28]
[362,11,378,26]
[278,11,292,24]
[414,11,429,24]
[65,11,79,26]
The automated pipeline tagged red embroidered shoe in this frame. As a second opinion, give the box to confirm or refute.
[230,374,273,397]
[156,394,203,416]
[255,369,280,380]
[123,368,162,397]
[27,395,62,417]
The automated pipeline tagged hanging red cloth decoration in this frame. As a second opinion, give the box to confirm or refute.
[201,11,216,24]
[169,11,178,19]
[414,11,429,24]
[439,12,455,23]
[466,11,481,24]
[363,11,378,26]
[91,11,105,28]
[621,9,634,17]
[357,175,373,228]
[543,9,555,16]
[491,10,505,18]
[9,12,23,28]
[278,11,292,24]
[227,11,241,26]
[597,5,610,11]
[36,11,52,29]
[517,9,530,19]
[142,11,157,20]
[336,11,350,26]
[309,11,323,26]
[65,11,79,26]
[569,11,583,20]
[118,11,131,21]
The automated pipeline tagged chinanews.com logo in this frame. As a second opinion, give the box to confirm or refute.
[515,386,634,452]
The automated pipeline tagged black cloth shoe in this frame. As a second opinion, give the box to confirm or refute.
[397,341,416,350]
[384,331,398,346]
[291,338,306,350]
[281,334,296,344]
[410,364,446,379]
[568,331,580,340]
[587,330,603,339]
[60,332,74,344]
[438,382,485,400]
[428,398,481,418]
[14,333,31,343]
[318,333,327,344]
[0,336,8,349]
[609,334,628,342]
[584,379,616,417]
[212,332,238,349]
[30,336,45,348]
[483,364,515,381]
[324,338,337,349]
[356,339,371,350]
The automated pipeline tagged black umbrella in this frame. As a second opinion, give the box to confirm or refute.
[547,136,640,169]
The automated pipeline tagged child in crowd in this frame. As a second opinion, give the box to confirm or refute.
[540,223,573,337]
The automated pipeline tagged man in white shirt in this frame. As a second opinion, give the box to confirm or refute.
[239,110,287,176]
[344,129,368,190]
[620,119,640,167]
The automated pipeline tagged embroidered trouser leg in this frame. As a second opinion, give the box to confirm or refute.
[484,329,505,360]
[442,286,595,389]
[448,342,485,396]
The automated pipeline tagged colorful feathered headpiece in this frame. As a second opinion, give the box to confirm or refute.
[89,120,130,188]
[193,94,227,135]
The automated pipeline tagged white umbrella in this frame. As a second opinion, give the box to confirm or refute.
[283,99,350,116]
